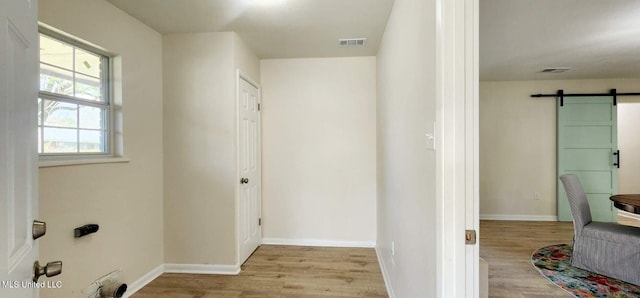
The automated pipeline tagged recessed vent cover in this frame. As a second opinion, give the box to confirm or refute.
[539,67,571,73]
[339,38,366,47]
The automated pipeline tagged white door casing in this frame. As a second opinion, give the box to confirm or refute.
[0,0,39,297]
[435,0,479,297]
[465,0,480,296]
[237,73,262,265]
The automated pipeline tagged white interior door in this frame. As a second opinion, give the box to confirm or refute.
[0,0,39,297]
[237,75,262,265]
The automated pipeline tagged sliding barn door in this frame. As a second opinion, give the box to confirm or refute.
[557,96,617,222]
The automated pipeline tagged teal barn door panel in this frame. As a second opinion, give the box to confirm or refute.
[557,97,617,222]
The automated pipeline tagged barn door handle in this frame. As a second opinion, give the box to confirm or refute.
[613,150,620,168]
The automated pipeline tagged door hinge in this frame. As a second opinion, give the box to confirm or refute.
[465,230,477,245]
[258,103,261,111]
[258,218,262,226]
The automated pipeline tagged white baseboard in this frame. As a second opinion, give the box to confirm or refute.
[375,247,396,298]
[480,214,558,221]
[121,263,239,297]
[164,263,241,275]
[262,238,376,248]
[123,264,164,298]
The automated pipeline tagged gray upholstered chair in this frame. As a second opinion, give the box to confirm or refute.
[559,174,640,285]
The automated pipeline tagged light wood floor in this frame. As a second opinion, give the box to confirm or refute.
[132,221,573,297]
[480,220,575,298]
[131,245,388,297]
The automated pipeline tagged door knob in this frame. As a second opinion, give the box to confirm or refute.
[33,261,62,282]
[240,178,249,184]
[32,220,46,240]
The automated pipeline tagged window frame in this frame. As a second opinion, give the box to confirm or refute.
[38,27,114,159]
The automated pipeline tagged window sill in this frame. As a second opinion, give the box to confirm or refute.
[39,157,130,168]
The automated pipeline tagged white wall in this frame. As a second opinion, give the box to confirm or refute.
[233,34,260,84]
[260,57,377,245]
[163,32,260,266]
[376,0,437,296]
[38,0,164,296]
[480,78,640,219]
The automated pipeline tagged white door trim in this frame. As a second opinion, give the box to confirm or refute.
[237,71,260,90]
[235,70,262,266]
[435,0,479,297]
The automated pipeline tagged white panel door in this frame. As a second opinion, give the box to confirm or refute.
[238,76,261,264]
[0,0,39,297]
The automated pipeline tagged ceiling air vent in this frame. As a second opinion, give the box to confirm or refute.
[339,38,366,47]
[539,67,571,73]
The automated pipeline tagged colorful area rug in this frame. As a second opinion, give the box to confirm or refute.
[531,244,640,297]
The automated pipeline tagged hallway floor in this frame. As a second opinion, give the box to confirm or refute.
[480,220,574,297]
[132,245,387,297]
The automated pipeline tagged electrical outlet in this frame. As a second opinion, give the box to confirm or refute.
[534,192,541,200]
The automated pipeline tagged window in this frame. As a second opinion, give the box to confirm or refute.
[38,29,110,156]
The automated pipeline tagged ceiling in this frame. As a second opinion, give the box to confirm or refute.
[106,0,394,59]
[107,0,640,81]
[481,0,640,81]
